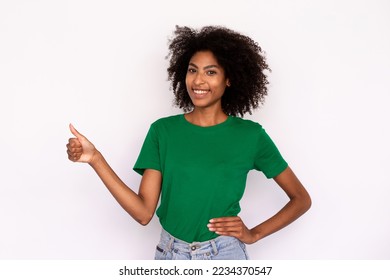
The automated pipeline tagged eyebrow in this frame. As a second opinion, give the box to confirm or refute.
[188,63,220,70]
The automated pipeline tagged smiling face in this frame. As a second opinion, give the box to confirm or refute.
[185,50,230,112]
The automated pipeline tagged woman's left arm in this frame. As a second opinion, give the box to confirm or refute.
[208,166,312,244]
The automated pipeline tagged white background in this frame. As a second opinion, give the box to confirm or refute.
[1,0,389,259]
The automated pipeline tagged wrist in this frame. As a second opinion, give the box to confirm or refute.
[249,228,263,243]
[89,150,102,167]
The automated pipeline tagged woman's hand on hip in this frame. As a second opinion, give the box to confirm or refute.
[207,216,258,244]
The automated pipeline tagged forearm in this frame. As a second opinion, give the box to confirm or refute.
[250,195,311,242]
[208,167,311,244]
[89,151,152,225]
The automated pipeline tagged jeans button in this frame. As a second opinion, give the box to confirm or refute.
[191,245,197,251]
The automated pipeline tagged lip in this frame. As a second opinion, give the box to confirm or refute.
[191,89,210,100]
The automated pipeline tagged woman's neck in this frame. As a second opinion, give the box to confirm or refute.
[185,108,228,127]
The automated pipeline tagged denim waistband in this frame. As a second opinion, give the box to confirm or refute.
[158,228,238,255]
[156,228,249,260]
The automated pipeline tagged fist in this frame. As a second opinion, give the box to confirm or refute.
[66,124,97,163]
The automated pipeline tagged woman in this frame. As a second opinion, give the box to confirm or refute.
[66,26,311,260]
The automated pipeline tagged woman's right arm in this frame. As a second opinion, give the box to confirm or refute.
[66,124,161,225]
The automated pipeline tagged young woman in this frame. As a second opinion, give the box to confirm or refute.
[66,26,311,260]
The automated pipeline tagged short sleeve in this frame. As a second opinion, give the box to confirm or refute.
[253,128,288,179]
[133,125,161,175]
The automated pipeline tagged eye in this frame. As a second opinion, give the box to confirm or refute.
[206,70,217,75]
[188,68,196,73]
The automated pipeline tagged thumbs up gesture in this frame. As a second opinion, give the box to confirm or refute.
[67,124,97,164]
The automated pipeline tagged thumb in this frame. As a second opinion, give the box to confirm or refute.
[69,123,84,139]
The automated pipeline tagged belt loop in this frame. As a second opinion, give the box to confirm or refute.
[166,232,175,252]
[210,239,218,255]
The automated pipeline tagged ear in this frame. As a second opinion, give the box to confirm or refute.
[226,79,231,87]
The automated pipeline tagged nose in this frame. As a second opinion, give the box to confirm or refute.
[193,72,205,85]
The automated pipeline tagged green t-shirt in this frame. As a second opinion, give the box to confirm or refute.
[133,114,287,242]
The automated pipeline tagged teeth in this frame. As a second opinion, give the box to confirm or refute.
[194,90,208,94]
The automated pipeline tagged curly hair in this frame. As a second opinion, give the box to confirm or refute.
[166,25,270,117]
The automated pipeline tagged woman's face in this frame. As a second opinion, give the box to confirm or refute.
[185,50,230,111]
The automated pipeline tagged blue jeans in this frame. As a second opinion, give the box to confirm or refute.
[154,229,249,260]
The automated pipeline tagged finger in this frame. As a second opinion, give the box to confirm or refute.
[208,217,241,228]
[208,224,242,232]
[66,144,83,154]
[208,221,241,229]
[210,227,242,234]
[208,220,241,229]
[67,139,82,148]
[213,230,240,237]
[67,148,82,158]
[209,217,241,223]
[212,228,244,240]
[69,123,85,139]
[211,224,249,236]
[67,151,80,162]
